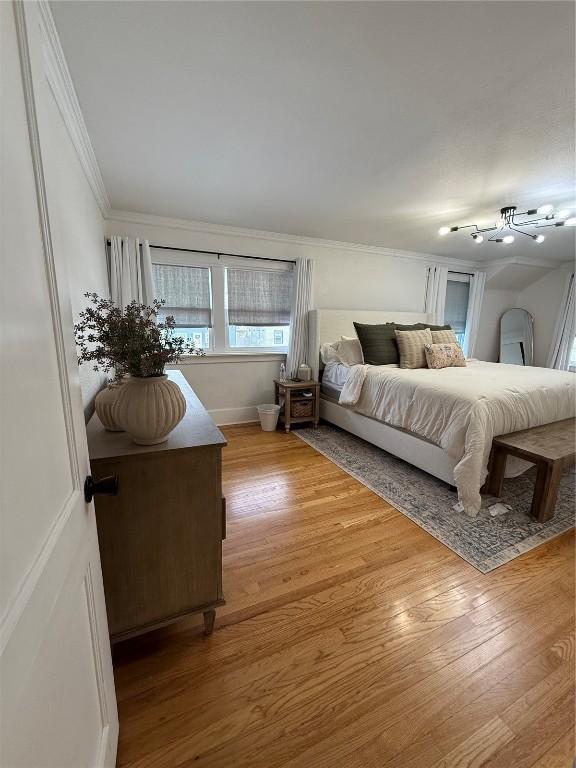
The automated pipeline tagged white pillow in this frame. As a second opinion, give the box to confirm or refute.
[320,341,341,364]
[337,336,364,366]
[320,337,364,366]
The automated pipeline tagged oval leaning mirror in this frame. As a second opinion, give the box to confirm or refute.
[500,309,534,366]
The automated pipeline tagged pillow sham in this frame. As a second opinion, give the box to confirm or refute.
[395,328,432,369]
[424,342,466,369]
[337,336,364,366]
[320,341,340,364]
[320,337,364,366]
[431,328,458,345]
[353,322,398,365]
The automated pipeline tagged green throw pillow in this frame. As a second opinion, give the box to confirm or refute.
[353,322,399,365]
[395,323,452,332]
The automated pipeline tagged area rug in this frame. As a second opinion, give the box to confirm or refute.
[295,424,575,573]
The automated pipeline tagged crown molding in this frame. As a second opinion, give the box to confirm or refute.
[37,0,110,213]
[482,254,559,270]
[106,209,487,270]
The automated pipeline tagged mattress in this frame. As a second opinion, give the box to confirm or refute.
[320,381,344,401]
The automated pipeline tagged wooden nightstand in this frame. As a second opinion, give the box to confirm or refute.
[274,379,320,433]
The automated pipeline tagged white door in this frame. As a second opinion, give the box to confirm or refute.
[0,3,118,767]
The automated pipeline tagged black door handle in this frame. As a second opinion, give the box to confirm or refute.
[84,475,119,503]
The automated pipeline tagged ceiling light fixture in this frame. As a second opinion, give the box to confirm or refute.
[437,204,574,245]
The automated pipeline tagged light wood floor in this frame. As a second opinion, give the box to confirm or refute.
[114,424,575,768]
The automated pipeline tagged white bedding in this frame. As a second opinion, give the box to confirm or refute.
[339,360,575,515]
[322,361,352,390]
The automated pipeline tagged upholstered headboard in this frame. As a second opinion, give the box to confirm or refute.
[308,308,432,380]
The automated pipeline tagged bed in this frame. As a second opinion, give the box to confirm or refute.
[308,309,576,515]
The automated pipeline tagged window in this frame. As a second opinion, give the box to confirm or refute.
[151,250,293,354]
[444,273,470,345]
[226,268,292,349]
[569,337,576,372]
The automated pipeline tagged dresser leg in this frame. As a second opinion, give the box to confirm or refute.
[203,609,216,635]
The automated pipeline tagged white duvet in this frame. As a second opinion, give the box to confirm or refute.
[339,360,576,515]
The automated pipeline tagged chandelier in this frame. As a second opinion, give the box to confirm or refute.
[438,204,576,245]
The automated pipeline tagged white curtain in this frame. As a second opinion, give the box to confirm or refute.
[547,271,576,370]
[462,270,486,358]
[286,258,314,377]
[109,236,154,308]
[424,265,448,325]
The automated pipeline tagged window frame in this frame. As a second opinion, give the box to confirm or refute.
[150,248,292,357]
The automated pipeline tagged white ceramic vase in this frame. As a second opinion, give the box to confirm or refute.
[113,375,186,445]
[95,383,124,431]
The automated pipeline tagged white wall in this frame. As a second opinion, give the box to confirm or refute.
[167,356,283,424]
[475,288,519,362]
[105,214,429,312]
[476,267,571,366]
[517,265,571,367]
[38,84,109,414]
[106,214,430,422]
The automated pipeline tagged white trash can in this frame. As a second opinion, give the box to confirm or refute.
[257,403,280,432]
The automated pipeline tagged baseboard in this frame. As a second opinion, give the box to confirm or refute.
[209,406,260,426]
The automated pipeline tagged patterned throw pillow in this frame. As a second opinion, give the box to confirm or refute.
[431,329,458,345]
[395,328,433,369]
[424,342,466,369]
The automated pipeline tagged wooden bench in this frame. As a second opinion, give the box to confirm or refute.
[485,418,575,522]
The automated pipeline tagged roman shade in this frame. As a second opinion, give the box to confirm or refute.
[152,263,212,327]
[227,268,292,326]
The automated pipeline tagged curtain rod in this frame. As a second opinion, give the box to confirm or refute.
[106,239,296,265]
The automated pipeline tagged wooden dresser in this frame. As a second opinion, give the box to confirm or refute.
[86,370,227,642]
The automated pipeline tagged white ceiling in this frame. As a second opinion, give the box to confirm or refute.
[51,1,575,263]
